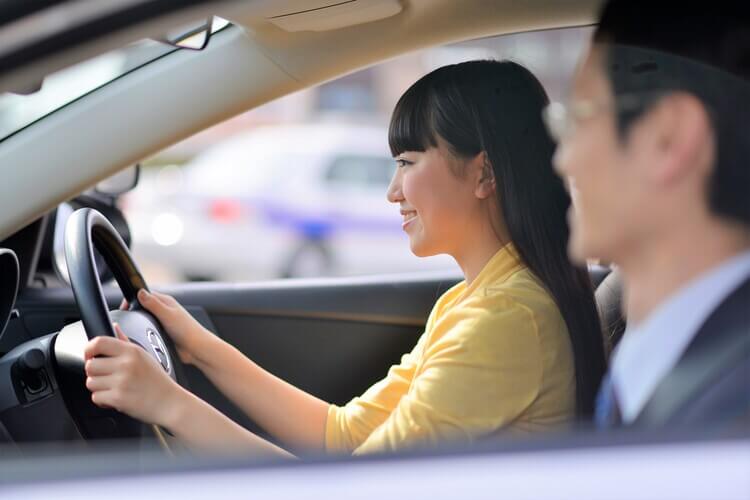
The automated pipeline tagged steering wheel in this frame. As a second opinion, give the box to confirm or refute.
[62,207,179,451]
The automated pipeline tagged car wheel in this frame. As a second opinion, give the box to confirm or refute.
[281,240,334,278]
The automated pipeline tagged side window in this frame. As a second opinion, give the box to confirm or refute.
[121,27,591,284]
[325,155,395,189]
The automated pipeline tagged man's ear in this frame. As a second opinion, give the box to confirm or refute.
[474,152,496,199]
[645,93,714,187]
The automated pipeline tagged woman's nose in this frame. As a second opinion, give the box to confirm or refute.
[386,169,403,204]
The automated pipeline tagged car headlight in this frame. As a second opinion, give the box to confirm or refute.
[151,213,184,246]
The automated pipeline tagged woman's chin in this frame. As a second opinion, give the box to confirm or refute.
[408,238,435,258]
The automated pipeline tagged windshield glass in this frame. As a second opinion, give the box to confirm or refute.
[0,40,175,142]
[0,18,230,142]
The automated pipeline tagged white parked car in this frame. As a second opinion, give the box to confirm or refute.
[125,123,457,282]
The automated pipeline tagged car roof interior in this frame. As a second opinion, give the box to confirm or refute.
[0,0,602,240]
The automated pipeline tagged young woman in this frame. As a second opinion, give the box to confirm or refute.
[84,60,606,457]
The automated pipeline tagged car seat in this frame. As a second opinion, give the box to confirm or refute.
[594,268,626,357]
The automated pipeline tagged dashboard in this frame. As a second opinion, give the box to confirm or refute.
[0,205,158,447]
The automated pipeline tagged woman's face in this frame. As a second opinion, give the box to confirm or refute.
[386,144,484,258]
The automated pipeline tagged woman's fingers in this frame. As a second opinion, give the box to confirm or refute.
[83,331,181,426]
[85,374,116,392]
[151,290,177,306]
[84,334,129,360]
[123,291,171,312]
[132,289,202,367]
[137,289,169,315]
[90,389,116,410]
[113,323,129,342]
[85,357,118,376]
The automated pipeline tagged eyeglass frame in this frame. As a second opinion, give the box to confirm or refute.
[542,92,667,143]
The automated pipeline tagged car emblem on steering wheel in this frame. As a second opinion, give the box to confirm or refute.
[146,329,171,373]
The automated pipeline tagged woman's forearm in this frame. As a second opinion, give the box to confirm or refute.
[189,334,330,453]
[163,385,294,458]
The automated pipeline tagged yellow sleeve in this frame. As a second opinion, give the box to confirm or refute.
[325,331,428,454]
[352,295,543,455]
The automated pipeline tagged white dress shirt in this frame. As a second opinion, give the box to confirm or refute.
[610,250,750,423]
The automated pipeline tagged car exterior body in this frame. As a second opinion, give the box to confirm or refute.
[125,123,456,281]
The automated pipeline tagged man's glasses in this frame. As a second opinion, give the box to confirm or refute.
[542,93,663,143]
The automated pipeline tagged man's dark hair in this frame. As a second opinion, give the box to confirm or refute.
[594,1,750,227]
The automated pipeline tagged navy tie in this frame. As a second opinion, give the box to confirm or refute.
[594,373,622,428]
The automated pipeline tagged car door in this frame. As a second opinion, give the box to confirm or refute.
[7,237,461,437]
[164,272,460,436]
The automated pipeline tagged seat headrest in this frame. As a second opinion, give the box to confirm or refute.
[589,264,611,289]
[595,269,626,356]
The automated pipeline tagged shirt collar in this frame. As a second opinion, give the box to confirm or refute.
[456,242,525,300]
[611,249,750,423]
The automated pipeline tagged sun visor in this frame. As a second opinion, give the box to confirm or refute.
[257,0,402,32]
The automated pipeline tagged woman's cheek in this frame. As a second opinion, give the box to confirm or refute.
[400,173,419,207]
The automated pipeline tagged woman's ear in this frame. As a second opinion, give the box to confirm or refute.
[474,152,496,199]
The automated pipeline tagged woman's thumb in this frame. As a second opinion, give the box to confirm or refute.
[137,289,155,308]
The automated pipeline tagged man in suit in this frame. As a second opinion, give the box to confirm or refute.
[547,1,749,427]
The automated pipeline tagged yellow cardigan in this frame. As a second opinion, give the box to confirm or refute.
[325,243,575,455]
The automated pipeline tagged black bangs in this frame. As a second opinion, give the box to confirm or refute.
[388,77,439,157]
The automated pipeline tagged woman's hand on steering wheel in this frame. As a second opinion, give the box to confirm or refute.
[125,289,215,367]
[84,323,186,428]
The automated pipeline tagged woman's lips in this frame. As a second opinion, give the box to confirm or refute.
[401,211,418,229]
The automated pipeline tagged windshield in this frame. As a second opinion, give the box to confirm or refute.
[0,40,176,142]
[0,18,230,143]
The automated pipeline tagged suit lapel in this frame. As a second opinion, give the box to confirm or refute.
[634,276,750,426]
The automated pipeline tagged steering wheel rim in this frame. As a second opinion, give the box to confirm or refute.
[63,207,175,452]
[64,207,148,339]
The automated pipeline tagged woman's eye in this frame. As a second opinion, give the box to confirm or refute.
[396,158,412,168]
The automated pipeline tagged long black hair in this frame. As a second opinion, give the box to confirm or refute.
[389,60,606,417]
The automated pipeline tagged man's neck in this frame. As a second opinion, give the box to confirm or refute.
[619,223,750,325]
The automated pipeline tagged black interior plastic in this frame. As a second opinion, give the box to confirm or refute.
[0,249,19,339]
[64,208,147,339]
[0,216,48,290]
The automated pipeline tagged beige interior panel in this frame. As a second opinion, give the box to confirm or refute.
[238,0,600,85]
[267,0,403,32]
[0,0,602,239]
[0,28,297,238]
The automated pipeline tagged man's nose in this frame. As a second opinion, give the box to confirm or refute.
[552,144,568,178]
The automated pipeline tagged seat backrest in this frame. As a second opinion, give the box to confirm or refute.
[595,269,626,356]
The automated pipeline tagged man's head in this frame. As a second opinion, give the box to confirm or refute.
[552,1,750,264]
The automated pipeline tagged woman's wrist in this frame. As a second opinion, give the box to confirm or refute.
[187,328,225,372]
[158,381,193,431]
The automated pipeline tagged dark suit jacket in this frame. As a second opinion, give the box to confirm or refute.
[634,276,750,428]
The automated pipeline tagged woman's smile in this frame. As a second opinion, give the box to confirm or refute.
[401,209,419,229]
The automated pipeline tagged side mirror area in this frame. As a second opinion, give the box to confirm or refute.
[52,197,132,286]
[95,164,140,197]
